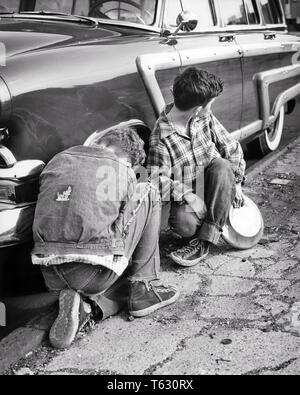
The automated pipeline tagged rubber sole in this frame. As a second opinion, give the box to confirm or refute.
[169,250,209,267]
[49,289,81,350]
[129,288,180,318]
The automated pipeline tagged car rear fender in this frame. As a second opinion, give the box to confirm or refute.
[254,61,300,130]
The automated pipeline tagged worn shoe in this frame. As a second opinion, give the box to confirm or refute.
[49,290,82,350]
[79,299,92,332]
[129,281,180,318]
[170,239,209,267]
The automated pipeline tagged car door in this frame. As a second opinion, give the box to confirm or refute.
[234,0,300,128]
[161,0,244,133]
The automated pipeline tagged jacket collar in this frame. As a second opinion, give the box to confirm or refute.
[159,103,210,139]
[99,146,132,168]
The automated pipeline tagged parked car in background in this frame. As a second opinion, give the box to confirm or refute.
[0,0,299,281]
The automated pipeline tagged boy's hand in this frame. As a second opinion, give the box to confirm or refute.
[184,192,207,220]
[234,183,245,209]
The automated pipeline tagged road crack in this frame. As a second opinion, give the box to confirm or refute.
[243,357,298,375]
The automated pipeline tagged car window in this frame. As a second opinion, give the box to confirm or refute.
[163,0,183,28]
[260,0,283,24]
[18,0,158,26]
[163,0,216,30]
[244,0,260,24]
[87,0,157,25]
[220,0,248,25]
[0,0,21,12]
[35,0,74,14]
[181,0,216,29]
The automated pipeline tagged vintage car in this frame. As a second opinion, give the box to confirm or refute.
[0,0,299,284]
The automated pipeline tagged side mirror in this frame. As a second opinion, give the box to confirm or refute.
[176,11,198,33]
[161,10,198,43]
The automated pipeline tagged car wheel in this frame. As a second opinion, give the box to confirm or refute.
[247,106,285,157]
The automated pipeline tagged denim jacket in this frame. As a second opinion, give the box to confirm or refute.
[32,145,137,258]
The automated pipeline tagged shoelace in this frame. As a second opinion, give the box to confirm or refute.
[175,239,202,256]
[137,281,171,297]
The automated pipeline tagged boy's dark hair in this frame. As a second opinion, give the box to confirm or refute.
[173,67,224,111]
[93,127,146,167]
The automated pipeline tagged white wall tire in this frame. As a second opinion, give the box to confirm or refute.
[258,106,285,155]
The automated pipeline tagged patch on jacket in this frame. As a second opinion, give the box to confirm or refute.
[56,185,73,202]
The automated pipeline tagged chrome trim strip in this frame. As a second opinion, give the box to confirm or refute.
[174,26,287,35]
[254,64,300,129]
[0,13,162,33]
[88,18,161,33]
[232,120,264,142]
[0,77,12,118]
[241,41,300,58]
[272,83,300,121]
[0,204,35,248]
[0,145,17,167]
[136,51,181,116]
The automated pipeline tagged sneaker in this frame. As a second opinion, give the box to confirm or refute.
[129,281,180,318]
[78,299,92,332]
[49,289,81,350]
[170,239,209,267]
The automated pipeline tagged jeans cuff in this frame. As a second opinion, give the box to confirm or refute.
[89,294,126,321]
[128,274,159,283]
[197,221,222,245]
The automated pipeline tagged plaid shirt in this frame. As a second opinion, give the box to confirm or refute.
[147,104,246,202]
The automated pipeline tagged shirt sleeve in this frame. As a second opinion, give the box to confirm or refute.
[147,127,193,202]
[210,115,246,184]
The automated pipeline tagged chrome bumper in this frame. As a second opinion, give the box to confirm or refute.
[0,145,44,249]
[0,204,36,248]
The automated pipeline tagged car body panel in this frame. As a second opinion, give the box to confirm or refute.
[170,34,244,132]
[0,19,180,162]
[236,31,300,127]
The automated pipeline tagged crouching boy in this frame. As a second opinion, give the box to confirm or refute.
[148,67,246,267]
[32,127,179,349]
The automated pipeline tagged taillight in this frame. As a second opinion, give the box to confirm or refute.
[0,179,40,205]
[0,159,45,204]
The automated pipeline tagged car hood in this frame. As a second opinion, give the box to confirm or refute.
[0,18,126,58]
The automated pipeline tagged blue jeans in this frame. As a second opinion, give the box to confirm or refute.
[41,183,161,319]
[169,158,236,245]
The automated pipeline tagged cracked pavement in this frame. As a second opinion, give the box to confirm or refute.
[8,137,300,376]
